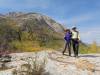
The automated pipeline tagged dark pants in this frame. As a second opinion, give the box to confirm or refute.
[63,41,71,56]
[72,39,79,57]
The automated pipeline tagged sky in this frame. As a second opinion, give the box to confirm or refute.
[0,0,100,44]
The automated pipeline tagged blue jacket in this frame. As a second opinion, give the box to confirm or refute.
[64,32,72,42]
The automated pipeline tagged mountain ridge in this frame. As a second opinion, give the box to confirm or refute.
[0,12,65,51]
[0,12,65,33]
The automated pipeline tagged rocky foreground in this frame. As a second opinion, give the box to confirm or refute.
[0,50,100,75]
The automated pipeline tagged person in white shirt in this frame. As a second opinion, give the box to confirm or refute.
[71,27,80,57]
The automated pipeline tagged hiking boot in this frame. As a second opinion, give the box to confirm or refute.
[74,55,79,58]
[62,52,64,55]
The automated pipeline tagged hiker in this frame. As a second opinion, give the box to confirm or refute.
[71,27,80,57]
[62,29,72,56]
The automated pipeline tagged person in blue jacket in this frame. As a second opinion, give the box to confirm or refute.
[62,29,72,56]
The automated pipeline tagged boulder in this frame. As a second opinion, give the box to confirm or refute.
[0,55,11,62]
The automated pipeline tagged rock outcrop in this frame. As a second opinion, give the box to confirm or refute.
[0,51,100,75]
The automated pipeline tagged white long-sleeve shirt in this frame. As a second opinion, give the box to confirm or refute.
[71,30,80,40]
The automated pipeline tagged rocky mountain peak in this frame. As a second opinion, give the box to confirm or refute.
[4,12,64,33]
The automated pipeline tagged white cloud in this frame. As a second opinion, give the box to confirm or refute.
[80,27,100,44]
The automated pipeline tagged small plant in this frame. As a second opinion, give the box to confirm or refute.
[13,52,48,75]
[27,53,47,75]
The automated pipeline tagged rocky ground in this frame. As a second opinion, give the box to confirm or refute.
[0,50,100,75]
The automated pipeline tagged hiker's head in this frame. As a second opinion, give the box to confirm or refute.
[65,29,70,32]
[72,27,77,31]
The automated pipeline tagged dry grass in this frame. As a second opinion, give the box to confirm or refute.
[75,59,95,72]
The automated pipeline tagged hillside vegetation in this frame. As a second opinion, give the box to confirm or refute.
[0,12,99,53]
[0,12,65,52]
[79,41,100,54]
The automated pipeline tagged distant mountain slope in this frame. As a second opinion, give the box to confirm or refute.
[0,12,65,51]
[5,12,64,33]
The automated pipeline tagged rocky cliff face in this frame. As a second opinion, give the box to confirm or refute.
[3,12,64,33]
[0,51,100,75]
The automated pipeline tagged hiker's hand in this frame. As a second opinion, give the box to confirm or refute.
[78,40,81,43]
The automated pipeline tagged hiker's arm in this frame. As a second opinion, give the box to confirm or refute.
[77,31,80,41]
[78,32,80,41]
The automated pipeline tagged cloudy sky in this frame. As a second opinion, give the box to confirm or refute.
[0,0,100,44]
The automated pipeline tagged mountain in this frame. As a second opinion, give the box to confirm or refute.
[4,12,64,33]
[0,12,65,51]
